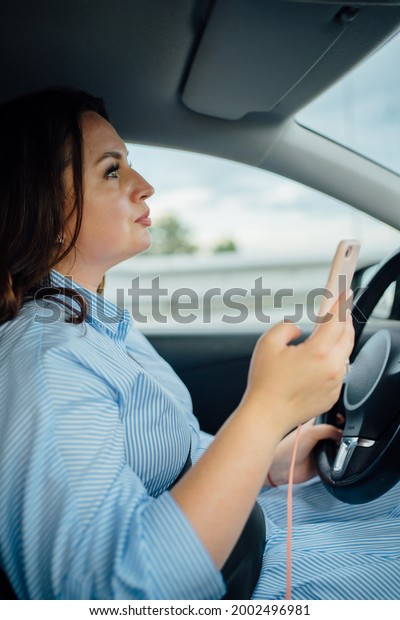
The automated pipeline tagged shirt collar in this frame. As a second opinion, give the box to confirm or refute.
[50,269,132,340]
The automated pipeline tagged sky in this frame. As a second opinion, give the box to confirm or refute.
[124,31,400,267]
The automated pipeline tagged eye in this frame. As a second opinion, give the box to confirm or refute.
[105,163,120,179]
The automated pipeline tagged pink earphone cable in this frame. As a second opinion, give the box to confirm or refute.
[285,424,302,600]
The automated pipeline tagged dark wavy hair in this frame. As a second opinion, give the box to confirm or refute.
[0,87,109,325]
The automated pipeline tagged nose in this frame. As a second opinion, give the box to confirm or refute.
[130,169,154,202]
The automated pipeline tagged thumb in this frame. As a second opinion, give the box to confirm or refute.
[267,321,302,349]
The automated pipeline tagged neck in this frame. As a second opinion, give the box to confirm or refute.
[54,258,104,293]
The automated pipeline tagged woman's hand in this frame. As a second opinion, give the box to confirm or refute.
[266,418,342,486]
[241,294,354,437]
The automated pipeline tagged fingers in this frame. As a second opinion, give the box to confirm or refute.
[319,289,354,325]
[306,423,342,446]
[313,293,349,344]
[310,292,355,361]
[302,417,316,430]
[335,313,355,360]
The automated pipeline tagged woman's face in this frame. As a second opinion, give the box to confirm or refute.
[64,111,154,278]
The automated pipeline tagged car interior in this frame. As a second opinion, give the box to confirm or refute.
[1,0,400,599]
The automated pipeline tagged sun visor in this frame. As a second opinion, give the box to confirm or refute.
[182,0,360,120]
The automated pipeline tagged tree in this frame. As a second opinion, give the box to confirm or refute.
[145,214,197,255]
[213,238,238,253]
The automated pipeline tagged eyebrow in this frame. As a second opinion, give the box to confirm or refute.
[94,149,129,166]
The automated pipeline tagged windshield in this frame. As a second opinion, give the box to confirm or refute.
[297,31,400,174]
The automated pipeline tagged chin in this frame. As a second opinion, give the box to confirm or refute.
[131,231,153,257]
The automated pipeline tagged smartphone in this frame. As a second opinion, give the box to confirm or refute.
[318,239,361,318]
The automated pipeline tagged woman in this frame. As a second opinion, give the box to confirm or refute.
[0,88,396,600]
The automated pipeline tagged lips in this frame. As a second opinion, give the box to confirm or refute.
[135,208,152,226]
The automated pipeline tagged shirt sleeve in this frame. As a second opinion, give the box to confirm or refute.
[9,339,225,600]
[192,430,215,464]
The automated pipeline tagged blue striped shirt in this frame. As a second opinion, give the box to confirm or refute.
[1,270,399,600]
[255,477,400,599]
[0,270,224,599]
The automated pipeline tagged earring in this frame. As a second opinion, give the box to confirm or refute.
[56,234,65,245]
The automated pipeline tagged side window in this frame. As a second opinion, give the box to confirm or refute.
[104,145,400,331]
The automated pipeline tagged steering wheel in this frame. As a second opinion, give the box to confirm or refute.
[315,246,400,504]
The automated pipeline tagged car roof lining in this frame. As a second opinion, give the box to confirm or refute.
[2,1,399,139]
[182,0,399,121]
